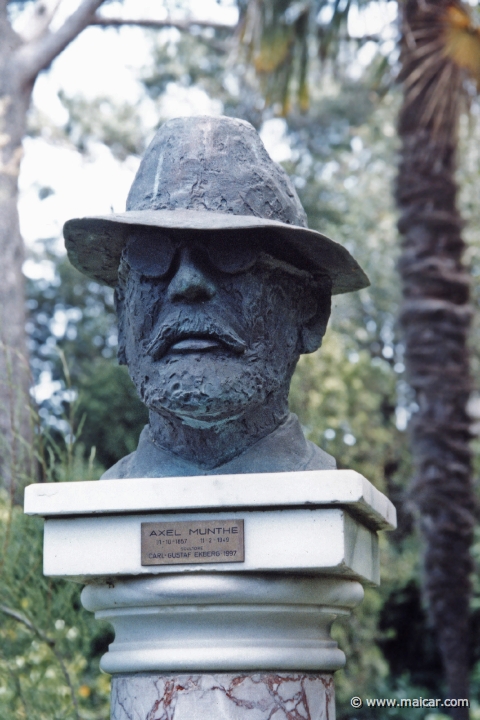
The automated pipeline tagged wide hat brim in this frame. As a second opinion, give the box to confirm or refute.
[63,209,370,295]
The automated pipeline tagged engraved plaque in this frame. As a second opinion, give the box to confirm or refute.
[141,519,244,566]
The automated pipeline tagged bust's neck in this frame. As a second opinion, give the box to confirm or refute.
[148,392,290,469]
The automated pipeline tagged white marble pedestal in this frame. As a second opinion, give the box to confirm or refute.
[25,469,396,720]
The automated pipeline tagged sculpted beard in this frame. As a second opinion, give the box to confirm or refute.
[142,355,271,426]
[117,262,309,426]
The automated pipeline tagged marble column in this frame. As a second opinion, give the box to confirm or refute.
[82,574,362,720]
[25,469,397,720]
[111,673,335,720]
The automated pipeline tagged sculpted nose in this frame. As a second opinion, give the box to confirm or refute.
[167,248,216,302]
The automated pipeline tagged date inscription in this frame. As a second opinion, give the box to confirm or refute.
[141,519,244,566]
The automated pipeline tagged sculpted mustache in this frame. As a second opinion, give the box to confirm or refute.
[146,317,247,359]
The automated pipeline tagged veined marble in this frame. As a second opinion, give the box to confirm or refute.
[111,673,335,720]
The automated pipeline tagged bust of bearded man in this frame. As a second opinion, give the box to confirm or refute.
[64,116,369,478]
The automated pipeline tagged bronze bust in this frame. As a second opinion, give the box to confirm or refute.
[63,116,369,477]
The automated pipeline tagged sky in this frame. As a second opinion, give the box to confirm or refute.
[19,0,239,265]
[18,0,398,271]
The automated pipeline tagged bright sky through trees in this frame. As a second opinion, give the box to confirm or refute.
[18,0,238,256]
[18,0,400,262]
[18,0,399,407]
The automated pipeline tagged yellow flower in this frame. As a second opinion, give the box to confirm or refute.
[78,685,91,698]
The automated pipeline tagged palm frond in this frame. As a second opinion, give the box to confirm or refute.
[443,5,480,80]
[239,0,392,115]
[242,0,312,114]
[399,0,480,139]
[238,0,353,115]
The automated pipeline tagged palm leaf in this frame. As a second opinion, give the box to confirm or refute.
[399,1,480,139]
[443,5,480,80]
[240,0,390,115]
[238,0,340,114]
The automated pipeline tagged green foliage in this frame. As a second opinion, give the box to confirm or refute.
[238,0,392,116]
[0,488,111,719]
[75,361,148,470]
[58,93,146,160]
[142,26,265,128]
[12,13,480,716]
[240,0,311,114]
[27,250,148,471]
[291,332,403,489]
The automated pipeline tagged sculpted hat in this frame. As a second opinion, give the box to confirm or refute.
[64,116,369,295]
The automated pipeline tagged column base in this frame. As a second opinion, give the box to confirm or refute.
[111,672,335,720]
[82,574,364,674]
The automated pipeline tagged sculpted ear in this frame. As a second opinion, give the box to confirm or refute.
[114,286,127,366]
[299,281,332,354]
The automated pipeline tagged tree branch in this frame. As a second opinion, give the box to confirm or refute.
[15,0,106,85]
[19,0,63,44]
[89,15,236,33]
[0,604,44,638]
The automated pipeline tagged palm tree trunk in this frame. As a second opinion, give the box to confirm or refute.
[396,1,475,714]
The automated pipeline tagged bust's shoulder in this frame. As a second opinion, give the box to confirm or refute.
[99,425,200,479]
[100,452,135,479]
[100,425,152,479]
[304,439,336,470]
[99,417,336,479]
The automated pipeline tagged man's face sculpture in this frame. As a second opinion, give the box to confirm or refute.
[115,229,331,428]
[64,115,369,445]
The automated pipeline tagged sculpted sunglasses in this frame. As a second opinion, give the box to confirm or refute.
[125,232,269,279]
[125,230,316,281]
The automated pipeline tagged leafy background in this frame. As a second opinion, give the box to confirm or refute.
[2,8,480,719]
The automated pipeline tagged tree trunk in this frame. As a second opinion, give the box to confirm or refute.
[0,0,233,494]
[0,17,35,493]
[396,1,475,715]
